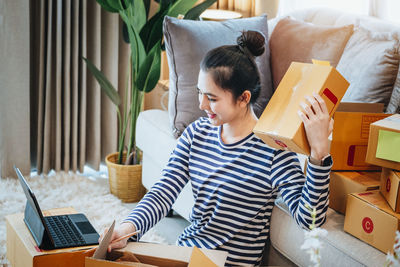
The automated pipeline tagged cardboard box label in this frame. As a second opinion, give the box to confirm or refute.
[321,88,337,114]
[362,216,374,234]
[376,130,400,162]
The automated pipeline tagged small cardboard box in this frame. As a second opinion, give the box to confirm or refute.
[85,242,228,267]
[366,114,400,170]
[329,171,380,214]
[344,190,399,253]
[253,61,349,155]
[380,168,400,212]
[331,103,390,171]
[6,208,96,267]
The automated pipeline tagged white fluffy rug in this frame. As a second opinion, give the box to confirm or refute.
[0,172,167,266]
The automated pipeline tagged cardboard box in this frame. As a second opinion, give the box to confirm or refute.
[344,190,399,253]
[329,171,380,214]
[331,103,390,171]
[253,61,349,155]
[366,114,400,170]
[380,168,400,212]
[85,242,228,267]
[6,207,96,267]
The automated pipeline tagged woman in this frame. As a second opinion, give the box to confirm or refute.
[101,30,333,266]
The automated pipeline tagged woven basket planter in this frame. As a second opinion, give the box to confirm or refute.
[105,152,146,203]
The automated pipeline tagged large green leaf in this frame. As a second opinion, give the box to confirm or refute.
[95,0,120,12]
[120,12,146,67]
[139,1,171,51]
[106,0,123,11]
[83,57,121,106]
[131,0,146,32]
[143,0,151,19]
[184,0,217,20]
[167,0,198,18]
[136,43,161,93]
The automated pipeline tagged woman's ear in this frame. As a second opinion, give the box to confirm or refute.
[238,90,252,106]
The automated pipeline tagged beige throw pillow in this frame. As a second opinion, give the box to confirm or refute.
[269,17,354,89]
[337,26,400,109]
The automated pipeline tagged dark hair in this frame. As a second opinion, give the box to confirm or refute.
[200,30,265,104]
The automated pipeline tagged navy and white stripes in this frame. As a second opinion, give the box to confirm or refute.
[124,117,331,266]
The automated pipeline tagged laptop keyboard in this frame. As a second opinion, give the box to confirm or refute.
[45,215,85,247]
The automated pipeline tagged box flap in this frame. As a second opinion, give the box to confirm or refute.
[352,190,400,219]
[188,247,218,267]
[335,102,384,113]
[312,59,331,66]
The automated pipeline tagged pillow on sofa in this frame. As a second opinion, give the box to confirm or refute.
[163,15,272,138]
[387,67,400,113]
[269,17,354,89]
[337,26,400,109]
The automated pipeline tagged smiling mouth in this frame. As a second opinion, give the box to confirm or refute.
[207,113,216,119]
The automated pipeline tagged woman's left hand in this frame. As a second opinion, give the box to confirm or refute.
[297,93,334,161]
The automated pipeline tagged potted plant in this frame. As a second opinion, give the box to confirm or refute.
[83,0,216,202]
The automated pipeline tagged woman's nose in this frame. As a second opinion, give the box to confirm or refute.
[199,94,208,110]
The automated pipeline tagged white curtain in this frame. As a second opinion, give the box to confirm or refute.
[277,0,400,23]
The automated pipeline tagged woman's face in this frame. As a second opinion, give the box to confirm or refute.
[197,69,243,126]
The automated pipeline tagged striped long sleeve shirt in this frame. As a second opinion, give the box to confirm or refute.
[124,117,331,266]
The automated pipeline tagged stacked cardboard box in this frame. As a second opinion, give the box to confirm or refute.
[344,114,400,253]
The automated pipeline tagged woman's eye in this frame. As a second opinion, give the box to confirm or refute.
[208,98,216,102]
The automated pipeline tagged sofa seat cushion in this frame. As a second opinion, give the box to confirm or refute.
[163,15,273,138]
[269,16,354,88]
[270,197,386,267]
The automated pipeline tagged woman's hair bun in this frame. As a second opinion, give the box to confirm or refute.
[237,30,266,57]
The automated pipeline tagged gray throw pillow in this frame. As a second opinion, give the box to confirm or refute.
[337,26,400,109]
[163,15,273,138]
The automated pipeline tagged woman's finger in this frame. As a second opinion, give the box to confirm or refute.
[313,93,328,115]
[300,101,314,119]
[306,95,322,115]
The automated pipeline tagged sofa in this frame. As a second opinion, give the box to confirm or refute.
[136,7,400,266]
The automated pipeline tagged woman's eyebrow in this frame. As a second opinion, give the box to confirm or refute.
[197,87,217,97]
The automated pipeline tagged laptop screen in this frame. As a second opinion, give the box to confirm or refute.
[14,166,48,246]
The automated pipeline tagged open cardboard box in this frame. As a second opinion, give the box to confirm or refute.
[329,171,380,214]
[253,61,349,155]
[366,114,400,170]
[6,208,96,267]
[85,242,228,267]
[331,103,390,171]
[85,219,227,267]
[344,190,399,253]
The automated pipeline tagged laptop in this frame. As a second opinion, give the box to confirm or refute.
[14,166,100,250]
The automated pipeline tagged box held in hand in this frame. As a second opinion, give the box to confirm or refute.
[253,61,349,155]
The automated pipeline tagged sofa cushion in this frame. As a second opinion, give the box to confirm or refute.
[387,67,400,113]
[163,15,273,138]
[270,197,386,267]
[269,17,354,89]
[337,26,400,109]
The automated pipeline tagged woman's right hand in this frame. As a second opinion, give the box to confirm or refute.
[99,222,136,252]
